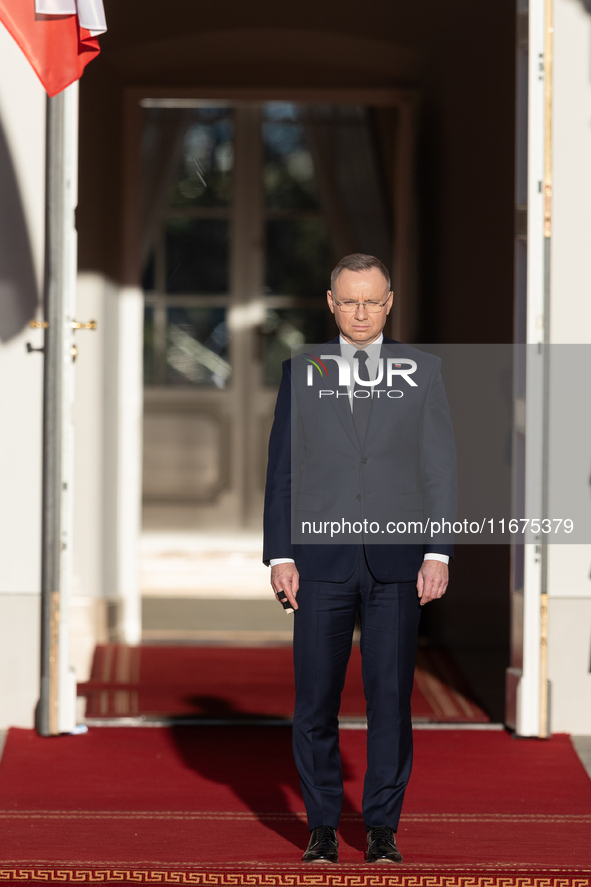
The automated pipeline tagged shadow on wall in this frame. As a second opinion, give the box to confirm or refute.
[0,119,38,342]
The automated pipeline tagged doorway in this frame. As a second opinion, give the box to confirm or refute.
[136,93,417,646]
[141,99,406,529]
[74,81,512,725]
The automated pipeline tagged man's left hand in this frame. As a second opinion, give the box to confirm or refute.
[416,559,448,606]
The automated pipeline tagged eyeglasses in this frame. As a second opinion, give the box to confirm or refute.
[331,296,391,314]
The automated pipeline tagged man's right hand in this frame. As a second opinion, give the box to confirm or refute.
[271,562,300,611]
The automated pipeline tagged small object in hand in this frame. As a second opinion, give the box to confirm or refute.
[277,594,294,615]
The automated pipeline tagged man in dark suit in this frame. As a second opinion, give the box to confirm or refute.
[263,254,456,864]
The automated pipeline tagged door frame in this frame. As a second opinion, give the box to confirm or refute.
[506,0,553,738]
[118,84,422,621]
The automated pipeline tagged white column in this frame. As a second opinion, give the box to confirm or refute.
[545,0,591,733]
[511,0,548,737]
[115,286,144,644]
[102,283,143,645]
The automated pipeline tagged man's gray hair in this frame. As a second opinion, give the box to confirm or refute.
[330,254,391,291]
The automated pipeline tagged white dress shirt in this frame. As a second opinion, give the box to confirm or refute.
[270,332,449,566]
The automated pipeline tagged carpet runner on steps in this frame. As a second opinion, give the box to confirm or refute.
[0,727,589,884]
[77,644,489,723]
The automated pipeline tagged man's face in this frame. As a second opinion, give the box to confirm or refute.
[327,267,393,347]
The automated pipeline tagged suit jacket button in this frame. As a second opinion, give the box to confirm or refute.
[361,457,368,464]
[356,494,361,501]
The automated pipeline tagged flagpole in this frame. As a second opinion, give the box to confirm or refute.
[37,83,79,737]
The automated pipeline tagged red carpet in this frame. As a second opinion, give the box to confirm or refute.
[0,726,589,883]
[78,644,489,723]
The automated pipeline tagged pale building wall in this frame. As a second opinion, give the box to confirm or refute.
[72,272,143,679]
[547,0,591,733]
[548,597,591,734]
[0,23,46,727]
[108,283,144,647]
[0,25,143,722]
[71,273,109,681]
[0,595,41,728]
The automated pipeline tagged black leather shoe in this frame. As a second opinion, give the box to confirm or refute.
[302,826,339,863]
[366,827,403,863]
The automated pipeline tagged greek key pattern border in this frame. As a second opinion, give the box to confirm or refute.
[0,871,589,885]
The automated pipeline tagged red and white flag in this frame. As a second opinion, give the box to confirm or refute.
[0,0,107,97]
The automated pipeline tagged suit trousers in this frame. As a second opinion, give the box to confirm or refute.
[292,549,421,832]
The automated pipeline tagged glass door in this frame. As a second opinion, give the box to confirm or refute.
[141,100,396,533]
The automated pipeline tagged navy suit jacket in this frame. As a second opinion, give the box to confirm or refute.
[263,335,457,584]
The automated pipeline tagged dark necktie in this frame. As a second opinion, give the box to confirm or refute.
[353,350,371,446]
